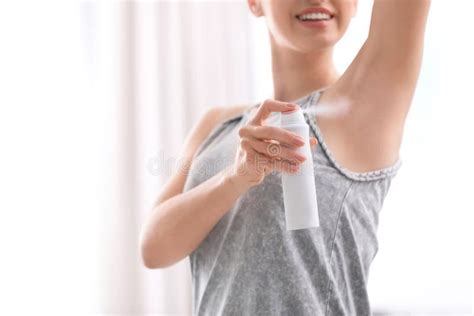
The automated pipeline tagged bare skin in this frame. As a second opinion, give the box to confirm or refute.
[250,0,431,172]
[140,0,431,269]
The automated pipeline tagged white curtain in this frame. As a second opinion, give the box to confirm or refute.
[0,0,258,314]
[85,1,258,314]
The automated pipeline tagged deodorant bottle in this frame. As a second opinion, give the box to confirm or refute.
[278,108,320,230]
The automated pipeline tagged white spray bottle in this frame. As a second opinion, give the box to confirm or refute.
[266,108,320,230]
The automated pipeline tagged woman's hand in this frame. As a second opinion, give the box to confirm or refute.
[226,99,318,189]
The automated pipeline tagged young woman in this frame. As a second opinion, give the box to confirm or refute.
[140,0,431,314]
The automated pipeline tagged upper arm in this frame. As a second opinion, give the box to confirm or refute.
[153,104,252,206]
[366,0,431,92]
[348,0,431,114]
[323,0,431,171]
[368,0,431,52]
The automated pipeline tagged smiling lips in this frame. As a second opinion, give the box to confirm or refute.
[295,7,334,28]
[297,12,332,21]
[296,6,334,17]
[296,7,334,20]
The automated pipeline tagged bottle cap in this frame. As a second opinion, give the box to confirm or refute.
[281,108,305,125]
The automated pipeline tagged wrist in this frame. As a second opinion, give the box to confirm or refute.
[220,167,251,196]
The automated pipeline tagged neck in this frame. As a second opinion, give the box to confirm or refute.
[269,37,339,103]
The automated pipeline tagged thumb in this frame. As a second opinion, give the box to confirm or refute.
[310,137,318,147]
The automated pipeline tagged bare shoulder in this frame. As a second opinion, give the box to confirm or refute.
[213,103,255,123]
[154,103,254,206]
[182,103,255,161]
[202,103,254,135]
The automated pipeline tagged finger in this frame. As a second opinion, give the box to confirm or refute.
[268,158,300,174]
[249,99,299,125]
[239,125,305,148]
[249,138,307,163]
[310,137,318,147]
[241,140,267,164]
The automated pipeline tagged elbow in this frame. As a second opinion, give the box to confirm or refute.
[141,245,158,269]
[140,239,164,270]
[139,211,181,269]
[139,230,163,269]
[140,232,177,269]
[139,210,166,269]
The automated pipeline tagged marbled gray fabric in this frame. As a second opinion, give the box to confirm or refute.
[182,89,402,316]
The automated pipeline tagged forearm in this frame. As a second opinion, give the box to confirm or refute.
[140,167,248,269]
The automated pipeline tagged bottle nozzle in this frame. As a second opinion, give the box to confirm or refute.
[281,107,305,125]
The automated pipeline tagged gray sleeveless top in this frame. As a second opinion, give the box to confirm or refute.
[183,89,402,316]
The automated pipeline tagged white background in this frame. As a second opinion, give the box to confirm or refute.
[0,0,472,315]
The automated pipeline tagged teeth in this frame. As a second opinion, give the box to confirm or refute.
[298,12,331,21]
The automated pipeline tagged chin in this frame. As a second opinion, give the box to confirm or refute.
[291,38,336,53]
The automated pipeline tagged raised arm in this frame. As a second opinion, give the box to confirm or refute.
[366,0,431,96]
[328,0,431,172]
